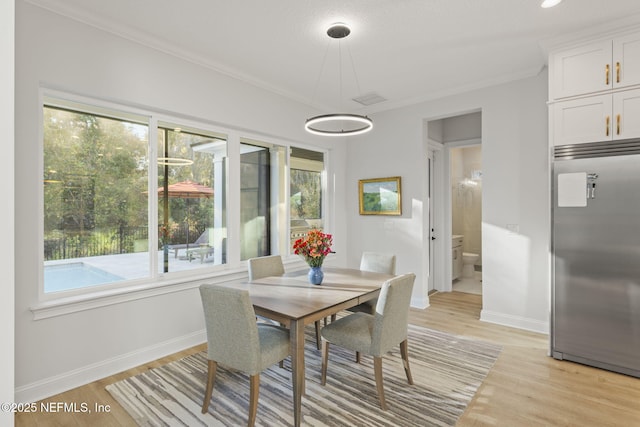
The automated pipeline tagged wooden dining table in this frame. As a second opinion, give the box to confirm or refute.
[221,266,395,427]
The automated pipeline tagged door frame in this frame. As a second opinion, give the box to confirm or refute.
[428,137,481,292]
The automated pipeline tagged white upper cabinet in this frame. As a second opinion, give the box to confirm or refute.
[613,33,640,90]
[549,30,640,145]
[552,89,640,145]
[614,88,640,139]
[551,41,612,99]
[552,94,611,145]
[551,33,640,99]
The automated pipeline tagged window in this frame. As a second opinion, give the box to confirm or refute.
[41,96,327,300]
[43,105,150,293]
[289,147,325,251]
[157,124,227,272]
[240,142,271,260]
[43,100,228,295]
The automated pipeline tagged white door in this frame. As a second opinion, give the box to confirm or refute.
[428,150,435,293]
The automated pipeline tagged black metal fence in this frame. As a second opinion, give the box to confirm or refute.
[43,224,208,261]
[43,226,146,260]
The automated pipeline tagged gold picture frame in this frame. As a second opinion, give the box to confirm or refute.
[358,176,402,215]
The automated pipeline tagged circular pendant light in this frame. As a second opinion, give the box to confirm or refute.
[305,113,372,136]
[305,23,373,136]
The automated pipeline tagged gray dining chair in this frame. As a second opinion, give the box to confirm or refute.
[320,273,416,410]
[248,255,286,326]
[248,255,324,350]
[248,255,285,281]
[348,252,397,314]
[199,284,290,427]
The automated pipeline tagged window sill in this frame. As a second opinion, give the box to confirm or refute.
[30,267,250,320]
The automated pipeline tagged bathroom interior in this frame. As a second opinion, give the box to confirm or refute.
[451,145,482,294]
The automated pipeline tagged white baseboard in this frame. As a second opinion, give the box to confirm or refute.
[411,295,429,310]
[480,309,549,335]
[15,329,206,404]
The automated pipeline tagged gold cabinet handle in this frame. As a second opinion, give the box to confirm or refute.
[606,115,610,136]
[606,64,610,85]
[617,114,621,135]
[616,62,621,83]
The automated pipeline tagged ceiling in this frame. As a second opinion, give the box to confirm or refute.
[24,0,640,114]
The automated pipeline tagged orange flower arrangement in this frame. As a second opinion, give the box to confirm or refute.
[293,229,333,268]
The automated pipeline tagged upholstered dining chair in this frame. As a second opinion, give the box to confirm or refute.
[320,273,416,410]
[248,255,286,326]
[248,255,324,350]
[348,252,397,314]
[247,255,285,281]
[199,284,290,427]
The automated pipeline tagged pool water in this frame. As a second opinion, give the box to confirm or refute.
[44,262,125,293]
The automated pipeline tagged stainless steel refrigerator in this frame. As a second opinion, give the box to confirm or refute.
[552,140,640,378]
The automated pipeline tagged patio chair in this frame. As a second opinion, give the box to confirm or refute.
[168,229,210,258]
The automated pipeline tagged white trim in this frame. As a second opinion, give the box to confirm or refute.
[427,141,445,293]
[480,309,549,335]
[1,0,15,423]
[14,329,206,404]
[31,268,250,320]
[411,296,429,310]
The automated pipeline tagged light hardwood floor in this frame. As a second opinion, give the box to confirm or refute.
[16,291,640,426]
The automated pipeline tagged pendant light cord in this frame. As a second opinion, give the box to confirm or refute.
[310,41,331,107]
[345,39,364,103]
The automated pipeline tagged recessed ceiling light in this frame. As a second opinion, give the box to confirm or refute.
[541,0,563,8]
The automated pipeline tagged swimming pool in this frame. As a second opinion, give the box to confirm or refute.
[44,262,125,293]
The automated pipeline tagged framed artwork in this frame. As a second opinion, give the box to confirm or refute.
[358,176,402,215]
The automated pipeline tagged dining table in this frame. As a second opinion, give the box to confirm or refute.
[221,266,395,427]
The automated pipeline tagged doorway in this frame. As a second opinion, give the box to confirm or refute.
[425,111,482,297]
[450,144,482,294]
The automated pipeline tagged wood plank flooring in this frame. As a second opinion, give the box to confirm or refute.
[15,291,640,426]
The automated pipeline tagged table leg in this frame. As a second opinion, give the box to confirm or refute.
[290,319,305,427]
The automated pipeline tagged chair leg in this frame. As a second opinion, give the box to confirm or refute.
[321,340,330,385]
[248,374,260,427]
[355,351,361,364]
[373,356,387,410]
[315,321,322,350]
[400,339,414,385]
[201,360,217,414]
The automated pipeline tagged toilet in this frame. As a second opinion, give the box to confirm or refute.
[462,252,479,278]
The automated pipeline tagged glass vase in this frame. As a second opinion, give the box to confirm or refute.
[308,266,324,285]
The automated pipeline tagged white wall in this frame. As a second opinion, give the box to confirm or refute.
[442,111,481,142]
[347,72,550,333]
[14,2,348,402]
[2,1,15,426]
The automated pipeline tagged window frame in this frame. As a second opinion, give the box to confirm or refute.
[33,88,330,319]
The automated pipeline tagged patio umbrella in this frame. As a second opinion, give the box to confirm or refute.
[157,180,213,254]
[157,180,213,199]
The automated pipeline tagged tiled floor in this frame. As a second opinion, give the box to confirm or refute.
[452,270,482,294]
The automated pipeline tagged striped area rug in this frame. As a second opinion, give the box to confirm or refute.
[106,325,501,426]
